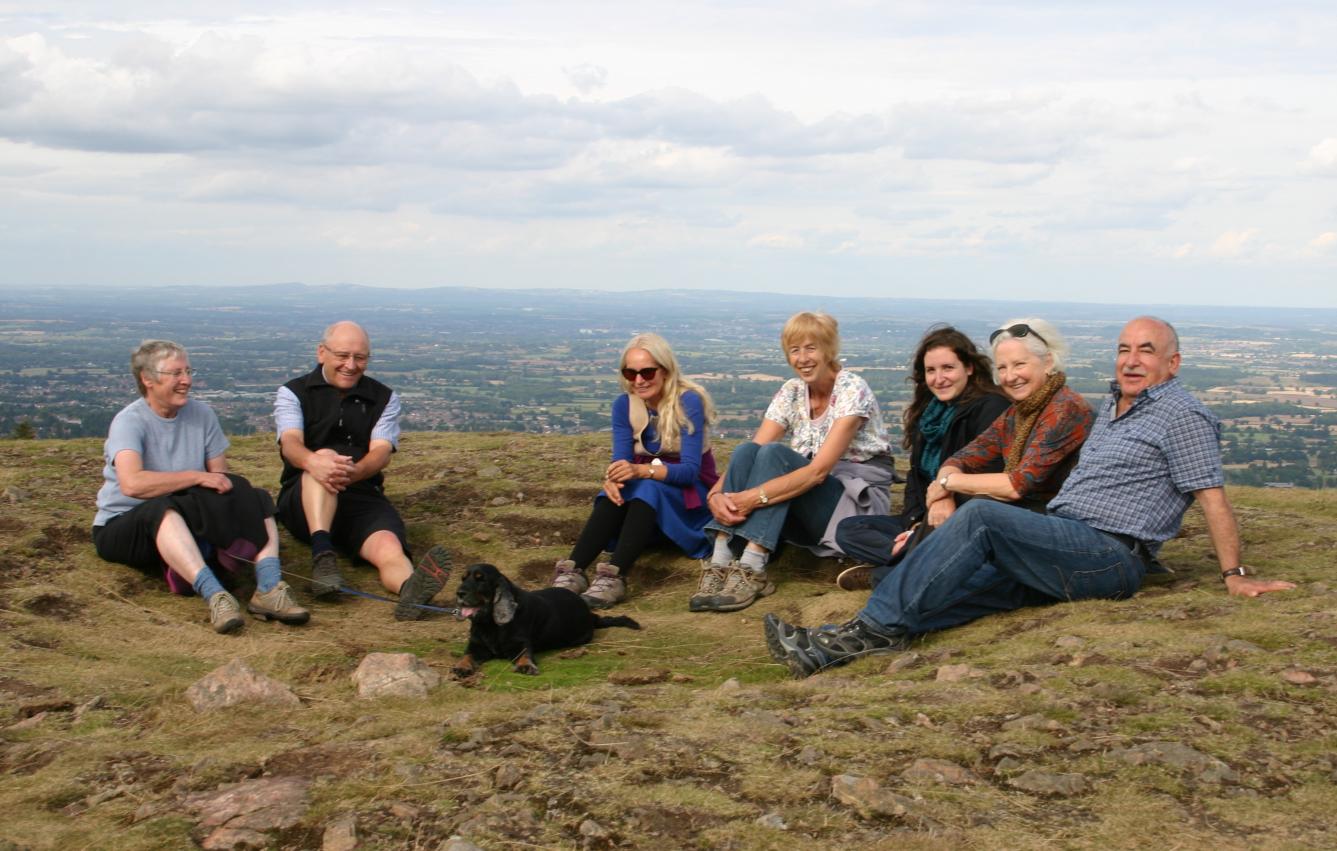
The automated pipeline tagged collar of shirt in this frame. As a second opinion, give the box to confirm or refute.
[304,364,375,401]
[1106,375,1181,416]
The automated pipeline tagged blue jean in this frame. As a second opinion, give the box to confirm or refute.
[704,441,843,552]
[858,499,1146,637]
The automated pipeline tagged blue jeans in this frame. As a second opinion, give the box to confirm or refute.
[858,499,1146,636]
[705,441,843,552]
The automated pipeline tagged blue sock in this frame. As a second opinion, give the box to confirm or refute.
[192,566,226,601]
[255,556,282,593]
[740,548,769,573]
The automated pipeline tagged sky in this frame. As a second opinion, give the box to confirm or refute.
[2,2,1336,306]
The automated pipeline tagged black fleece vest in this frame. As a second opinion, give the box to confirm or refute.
[280,366,393,491]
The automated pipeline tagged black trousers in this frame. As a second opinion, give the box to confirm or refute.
[568,498,661,576]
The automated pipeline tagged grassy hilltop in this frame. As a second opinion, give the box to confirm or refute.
[1,432,1335,850]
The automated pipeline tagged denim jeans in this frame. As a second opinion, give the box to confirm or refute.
[858,499,1146,636]
[704,441,843,552]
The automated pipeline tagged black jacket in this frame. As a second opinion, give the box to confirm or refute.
[899,392,1010,525]
[279,366,394,492]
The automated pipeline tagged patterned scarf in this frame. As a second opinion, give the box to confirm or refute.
[1004,371,1066,474]
[916,398,957,477]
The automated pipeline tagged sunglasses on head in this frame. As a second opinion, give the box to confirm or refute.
[621,366,661,382]
[989,323,1049,348]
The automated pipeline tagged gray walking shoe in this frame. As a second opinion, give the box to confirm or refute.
[551,559,589,594]
[208,591,244,634]
[310,550,343,598]
[248,581,310,625]
[395,545,452,621]
[581,563,627,609]
[688,562,730,612]
[709,563,775,612]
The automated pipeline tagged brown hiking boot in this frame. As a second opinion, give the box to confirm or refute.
[836,563,875,592]
[688,562,729,612]
[709,563,775,612]
[581,563,626,609]
[309,549,343,598]
[248,581,311,625]
[395,545,452,621]
[551,559,589,594]
[208,591,244,634]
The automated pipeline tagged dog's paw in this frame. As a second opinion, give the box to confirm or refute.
[451,665,478,679]
[514,661,540,676]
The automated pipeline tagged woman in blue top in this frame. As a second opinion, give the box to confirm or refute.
[552,333,719,608]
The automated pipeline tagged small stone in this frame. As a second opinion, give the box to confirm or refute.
[73,694,106,720]
[755,812,787,830]
[1188,659,1209,672]
[439,837,485,851]
[1111,741,1239,783]
[884,652,920,674]
[830,774,919,820]
[914,713,934,728]
[1002,713,1061,732]
[1066,736,1105,753]
[8,711,47,730]
[351,653,441,699]
[796,746,823,766]
[471,532,491,543]
[477,465,502,479]
[2,486,30,503]
[186,659,301,713]
[1008,770,1089,797]
[994,757,1026,774]
[579,818,610,838]
[718,677,742,692]
[901,758,977,786]
[935,663,982,682]
[321,813,357,851]
[1068,652,1109,668]
[495,764,524,790]
[1193,715,1224,732]
[183,776,310,850]
[607,668,671,686]
[1054,635,1084,649]
[387,802,420,820]
[489,496,511,506]
[1282,669,1317,685]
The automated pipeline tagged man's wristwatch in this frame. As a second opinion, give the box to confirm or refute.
[938,473,952,490]
[757,487,770,505]
[1221,566,1249,582]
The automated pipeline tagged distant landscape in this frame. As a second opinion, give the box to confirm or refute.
[3,284,1336,488]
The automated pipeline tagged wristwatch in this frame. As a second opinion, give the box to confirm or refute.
[757,487,770,505]
[938,473,952,489]
[1220,566,1249,582]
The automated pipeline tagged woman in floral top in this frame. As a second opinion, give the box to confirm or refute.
[694,312,893,613]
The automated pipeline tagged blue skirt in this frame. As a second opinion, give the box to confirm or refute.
[597,478,712,559]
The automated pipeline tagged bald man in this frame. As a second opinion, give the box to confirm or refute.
[275,321,449,620]
[769,316,1295,678]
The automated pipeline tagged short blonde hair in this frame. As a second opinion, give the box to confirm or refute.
[991,317,1068,374]
[780,312,841,370]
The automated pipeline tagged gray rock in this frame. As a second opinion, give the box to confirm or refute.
[718,677,742,692]
[438,838,485,851]
[1008,770,1089,797]
[3,486,30,503]
[477,465,502,479]
[183,776,309,850]
[1054,635,1085,649]
[935,663,983,682]
[1111,741,1239,783]
[901,758,977,786]
[186,659,301,713]
[1001,713,1062,732]
[579,818,610,838]
[756,812,788,830]
[489,496,511,506]
[321,813,357,851]
[883,652,920,674]
[796,746,823,766]
[830,774,918,820]
[495,764,524,790]
[352,653,441,699]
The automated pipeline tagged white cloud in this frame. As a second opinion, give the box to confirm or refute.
[1304,138,1337,175]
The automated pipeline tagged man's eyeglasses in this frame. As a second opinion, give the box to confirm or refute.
[989,323,1049,348]
[324,349,370,365]
[621,366,660,382]
[154,368,196,378]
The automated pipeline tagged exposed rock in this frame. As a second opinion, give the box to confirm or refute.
[718,677,742,692]
[884,652,920,674]
[471,532,491,543]
[830,774,919,820]
[1008,770,1089,797]
[1054,635,1085,649]
[1065,736,1107,753]
[489,496,511,506]
[579,818,610,838]
[438,837,485,851]
[186,659,300,713]
[1001,713,1062,732]
[607,668,670,686]
[796,746,823,766]
[495,764,524,790]
[1111,741,1239,783]
[352,653,441,699]
[1068,652,1110,668]
[1281,669,1317,685]
[901,758,976,786]
[476,465,502,479]
[3,486,30,503]
[321,813,357,851]
[756,812,788,830]
[935,663,983,682]
[183,776,309,850]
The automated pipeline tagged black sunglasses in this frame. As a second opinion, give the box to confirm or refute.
[621,366,661,382]
[989,323,1049,348]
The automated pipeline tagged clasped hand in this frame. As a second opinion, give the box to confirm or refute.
[310,448,356,494]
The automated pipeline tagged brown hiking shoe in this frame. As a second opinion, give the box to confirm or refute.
[836,563,875,592]
[709,563,775,612]
[309,549,343,598]
[688,562,729,612]
[551,559,589,594]
[581,563,626,609]
[248,581,310,625]
[208,591,244,634]
[395,545,452,621]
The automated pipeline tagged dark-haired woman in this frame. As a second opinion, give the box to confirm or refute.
[834,326,1010,590]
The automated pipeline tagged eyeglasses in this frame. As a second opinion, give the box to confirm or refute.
[154,367,196,378]
[989,324,1049,348]
[323,349,370,365]
[621,366,660,382]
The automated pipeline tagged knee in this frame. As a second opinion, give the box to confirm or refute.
[730,441,761,465]
[362,530,405,565]
[753,442,789,464]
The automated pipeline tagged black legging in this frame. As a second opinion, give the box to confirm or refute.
[569,498,660,576]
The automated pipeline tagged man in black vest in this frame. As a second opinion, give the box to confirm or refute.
[275,321,449,620]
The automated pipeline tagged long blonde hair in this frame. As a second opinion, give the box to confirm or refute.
[619,333,716,452]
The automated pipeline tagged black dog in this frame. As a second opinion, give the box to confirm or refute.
[453,563,641,676]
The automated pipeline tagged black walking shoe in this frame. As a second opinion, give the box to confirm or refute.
[309,550,343,598]
[768,615,905,679]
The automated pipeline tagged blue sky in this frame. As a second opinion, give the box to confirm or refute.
[2,2,1335,305]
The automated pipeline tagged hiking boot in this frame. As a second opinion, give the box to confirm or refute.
[247,581,310,625]
[775,616,905,678]
[688,562,729,612]
[551,559,588,595]
[395,545,452,621]
[581,563,627,609]
[309,550,343,598]
[208,591,244,635]
[836,563,875,592]
[709,563,775,613]
[763,612,811,663]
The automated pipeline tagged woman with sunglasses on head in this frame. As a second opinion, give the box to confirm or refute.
[833,325,1011,591]
[552,333,719,608]
[922,317,1094,524]
[695,312,894,613]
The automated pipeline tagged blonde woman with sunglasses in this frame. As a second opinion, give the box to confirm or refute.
[551,333,719,608]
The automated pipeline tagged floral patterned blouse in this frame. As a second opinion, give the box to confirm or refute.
[763,369,891,463]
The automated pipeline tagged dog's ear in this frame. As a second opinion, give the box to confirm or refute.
[492,580,517,625]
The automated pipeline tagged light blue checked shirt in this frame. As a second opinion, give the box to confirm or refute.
[1049,377,1223,553]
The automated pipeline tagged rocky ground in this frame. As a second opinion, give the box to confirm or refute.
[1,432,1335,850]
